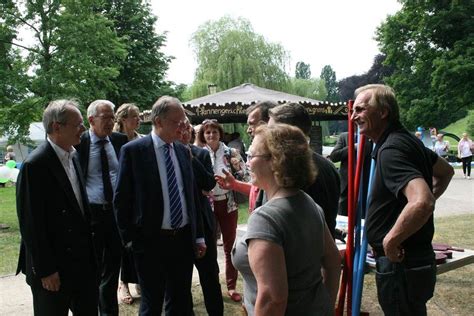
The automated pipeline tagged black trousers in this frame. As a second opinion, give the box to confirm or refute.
[134,226,194,316]
[193,227,223,316]
[375,254,436,316]
[31,277,98,316]
[90,205,122,316]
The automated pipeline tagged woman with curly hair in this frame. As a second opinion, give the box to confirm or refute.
[232,123,340,315]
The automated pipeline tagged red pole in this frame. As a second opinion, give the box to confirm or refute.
[336,100,354,316]
[348,134,366,315]
[346,100,355,315]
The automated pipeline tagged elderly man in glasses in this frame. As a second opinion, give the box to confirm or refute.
[114,96,206,315]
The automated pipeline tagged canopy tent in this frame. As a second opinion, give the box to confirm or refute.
[0,122,46,163]
[142,83,348,124]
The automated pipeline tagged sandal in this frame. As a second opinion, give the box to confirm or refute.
[228,290,242,302]
[118,283,134,305]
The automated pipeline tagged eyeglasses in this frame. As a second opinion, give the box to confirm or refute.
[95,114,115,121]
[202,119,218,124]
[246,152,271,161]
[60,122,86,129]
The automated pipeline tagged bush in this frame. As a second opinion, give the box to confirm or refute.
[467,110,474,136]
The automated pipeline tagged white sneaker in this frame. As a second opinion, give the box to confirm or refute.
[464,175,467,179]
[468,176,471,180]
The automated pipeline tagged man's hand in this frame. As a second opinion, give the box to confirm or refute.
[195,242,207,259]
[41,271,61,292]
[383,234,405,262]
[215,169,236,190]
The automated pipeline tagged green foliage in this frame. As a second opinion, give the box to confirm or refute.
[295,61,311,79]
[0,0,172,143]
[47,0,127,104]
[376,0,474,130]
[190,16,289,97]
[320,65,339,102]
[286,78,327,100]
[466,110,474,136]
[100,0,173,109]
[0,1,36,143]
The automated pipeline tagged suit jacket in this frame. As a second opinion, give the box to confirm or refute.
[114,135,204,250]
[75,131,128,179]
[329,132,372,213]
[16,141,96,289]
[190,144,216,234]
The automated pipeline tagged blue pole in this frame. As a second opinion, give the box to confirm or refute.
[352,145,376,315]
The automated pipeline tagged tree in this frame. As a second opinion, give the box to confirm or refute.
[190,16,289,98]
[320,65,339,102]
[376,0,474,129]
[0,0,127,141]
[47,0,127,104]
[338,54,394,101]
[99,0,172,109]
[0,1,41,144]
[295,61,311,79]
[288,78,326,101]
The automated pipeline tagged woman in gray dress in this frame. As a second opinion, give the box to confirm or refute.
[232,123,341,315]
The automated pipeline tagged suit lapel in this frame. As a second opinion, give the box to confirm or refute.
[72,155,91,221]
[144,135,161,190]
[46,143,87,221]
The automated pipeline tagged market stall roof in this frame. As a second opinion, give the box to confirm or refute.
[142,83,348,123]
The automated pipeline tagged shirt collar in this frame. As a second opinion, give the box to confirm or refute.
[151,130,173,150]
[371,121,404,161]
[47,137,76,161]
[89,129,110,144]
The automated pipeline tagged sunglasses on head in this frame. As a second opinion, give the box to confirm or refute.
[202,119,218,124]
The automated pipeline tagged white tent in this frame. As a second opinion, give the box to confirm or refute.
[0,122,46,163]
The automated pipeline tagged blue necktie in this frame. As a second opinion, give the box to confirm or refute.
[164,144,183,229]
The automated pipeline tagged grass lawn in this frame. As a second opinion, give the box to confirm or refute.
[0,186,20,276]
[2,186,473,315]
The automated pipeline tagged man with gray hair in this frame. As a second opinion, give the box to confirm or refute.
[75,99,128,316]
[16,100,98,315]
[351,84,454,314]
[114,96,206,315]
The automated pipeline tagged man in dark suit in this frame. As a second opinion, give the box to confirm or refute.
[329,132,372,216]
[114,96,206,315]
[75,100,128,315]
[179,120,223,316]
[16,100,98,315]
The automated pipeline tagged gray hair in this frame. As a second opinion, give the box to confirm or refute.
[354,84,399,124]
[150,96,182,125]
[43,99,81,134]
[87,100,115,118]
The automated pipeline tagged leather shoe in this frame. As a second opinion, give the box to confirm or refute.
[228,291,242,302]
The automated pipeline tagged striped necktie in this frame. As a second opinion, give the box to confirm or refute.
[164,144,183,228]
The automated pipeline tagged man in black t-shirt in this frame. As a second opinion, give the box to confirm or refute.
[351,84,454,315]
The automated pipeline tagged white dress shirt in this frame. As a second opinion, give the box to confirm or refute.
[151,131,189,229]
[86,130,119,204]
[47,138,84,213]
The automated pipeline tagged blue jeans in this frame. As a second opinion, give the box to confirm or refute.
[375,255,436,316]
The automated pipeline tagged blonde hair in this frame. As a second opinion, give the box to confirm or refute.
[113,103,140,133]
